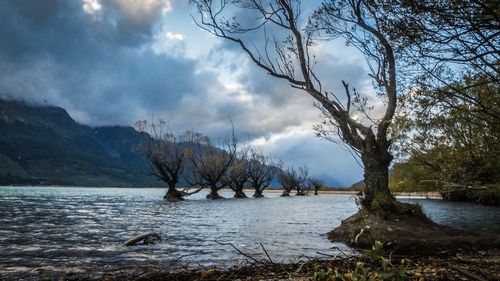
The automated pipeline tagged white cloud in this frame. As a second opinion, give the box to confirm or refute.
[108,0,168,22]
[162,1,173,14]
[165,32,185,41]
[82,0,102,14]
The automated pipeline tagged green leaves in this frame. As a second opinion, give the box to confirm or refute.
[392,72,500,192]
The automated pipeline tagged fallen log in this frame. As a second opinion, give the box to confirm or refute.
[123,233,161,246]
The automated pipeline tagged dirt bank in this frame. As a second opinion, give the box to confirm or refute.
[327,208,500,256]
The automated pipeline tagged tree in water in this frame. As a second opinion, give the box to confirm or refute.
[224,148,253,198]
[188,128,238,199]
[136,120,194,202]
[192,0,400,211]
[308,178,324,196]
[278,165,308,197]
[248,150,275,198]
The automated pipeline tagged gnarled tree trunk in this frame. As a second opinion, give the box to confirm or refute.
[206,186,224,200]
[234,190,247,198]
[163,182,184,202]
[253,190,264,198]
[361,147,394,211]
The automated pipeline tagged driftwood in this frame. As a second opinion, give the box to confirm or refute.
[123,233,161,247]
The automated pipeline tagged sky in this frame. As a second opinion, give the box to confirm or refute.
[0,0,379,186]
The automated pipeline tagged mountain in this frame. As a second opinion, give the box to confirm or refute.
[0,99,342,188]
[0,99,159,187]
[313,173,344,188]
[349,180,364,191]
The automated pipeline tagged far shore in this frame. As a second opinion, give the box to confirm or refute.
[1,185,443,199]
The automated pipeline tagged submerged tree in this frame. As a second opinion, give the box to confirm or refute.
[308,178,324,195]
[278,165,309,197]
[248,151,275,198]
[188,130,238,199]
[224,148,252,198]
[192,0,403,211]
[136,120,193,201]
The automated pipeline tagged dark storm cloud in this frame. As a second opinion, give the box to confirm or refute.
[0,0,214,125]
[0,0,367,185]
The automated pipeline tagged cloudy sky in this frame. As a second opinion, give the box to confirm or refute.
[0,0,379,186]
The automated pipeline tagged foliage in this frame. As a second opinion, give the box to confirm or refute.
[374,0,499,120]
[311,240,409,281]
[389,160,439,193]
[392,73,500,191]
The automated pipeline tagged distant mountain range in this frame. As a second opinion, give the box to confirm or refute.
[0,99,158,187]
[0,99,343,188]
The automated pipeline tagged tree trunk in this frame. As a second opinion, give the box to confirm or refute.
[361,150,396,210]
[281,191,290,197]
[206,186,224,199]
[234,190,247,198]
[314,188,318,195]
[163,184,184,202]
[253,190,264,198]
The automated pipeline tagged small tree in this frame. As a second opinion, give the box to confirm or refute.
[188,130,238,199]
[278,165,309,197]
[248,151,275,198]
[136,120,192,201]
[308,178,324,195]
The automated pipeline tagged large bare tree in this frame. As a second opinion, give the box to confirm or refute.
[136,120,193,201]
[192,0,401,211]
[248,150,275,198]
[278,165,309,197]
[223,148,253,198]
[187,130,238,199]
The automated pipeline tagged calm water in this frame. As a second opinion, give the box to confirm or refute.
[0,186,498,277]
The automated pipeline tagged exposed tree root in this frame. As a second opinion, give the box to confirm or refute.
[328,206,500,255]
[281,191,290,197]
[206,192,224,200]
[234,191,248,198]
[252,192,264,198]
[163,189,185,202]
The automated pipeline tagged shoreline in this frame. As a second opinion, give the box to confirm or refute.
[4,249,498,280]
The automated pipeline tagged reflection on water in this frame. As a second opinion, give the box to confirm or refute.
[0,186,498,276]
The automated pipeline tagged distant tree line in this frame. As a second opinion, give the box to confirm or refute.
[136,120,326,201]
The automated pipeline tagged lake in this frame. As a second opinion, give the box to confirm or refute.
[0,186,499,278]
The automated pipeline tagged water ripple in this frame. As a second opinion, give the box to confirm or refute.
[0,186,498,276]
